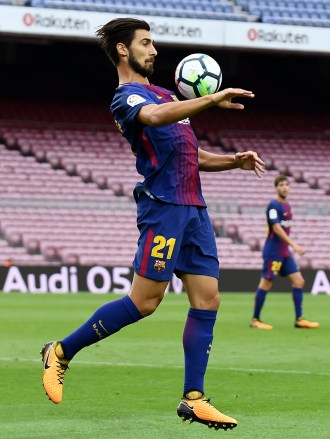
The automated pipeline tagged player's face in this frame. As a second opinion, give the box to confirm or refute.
[276,180,290,200]
[128,29,157,78]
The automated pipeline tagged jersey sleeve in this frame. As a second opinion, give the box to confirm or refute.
[267,200,281,225]
[111,84,155,129]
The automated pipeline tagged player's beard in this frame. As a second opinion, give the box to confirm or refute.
[278,191,287,201]
[128,49,154,78]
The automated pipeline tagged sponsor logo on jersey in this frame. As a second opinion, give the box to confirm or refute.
[127,94,146,107]
[154,260,166,272]
[178,117,190,125]
[280,220,292,228]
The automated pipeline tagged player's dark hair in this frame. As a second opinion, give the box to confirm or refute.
[274,175,289,187]
[96,18,150,66]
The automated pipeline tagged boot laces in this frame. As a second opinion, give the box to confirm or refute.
[56,361,69,385]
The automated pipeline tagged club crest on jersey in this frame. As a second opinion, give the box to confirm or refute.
[127,94,146,107]
[154,260,166,272]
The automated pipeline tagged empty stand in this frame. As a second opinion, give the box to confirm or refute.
[28,0,252,22]
[4,0,330,27]
[0,103,329,269]
[237,0,330,26]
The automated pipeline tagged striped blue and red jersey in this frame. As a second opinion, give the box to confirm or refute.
[262,199,292,259]
[110,82,206,207]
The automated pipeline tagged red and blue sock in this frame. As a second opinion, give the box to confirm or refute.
[61,295,143,360]
[292,287,303,319]
[252,288,268,319]
[183,308,217,396]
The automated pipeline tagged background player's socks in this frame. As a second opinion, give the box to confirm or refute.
[252,288,267,319]
[183,308,217,395]
[61,296,143,360]
[292,287,303,320]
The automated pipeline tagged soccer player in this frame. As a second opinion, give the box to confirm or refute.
[250,175,320,330]
[41,18,265,431]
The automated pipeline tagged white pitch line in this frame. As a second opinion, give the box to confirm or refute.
[1,357,330,376]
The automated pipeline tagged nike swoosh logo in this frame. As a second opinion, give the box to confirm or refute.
[99,320,111,335]
[182,401,194,409]
[44,349,52,370]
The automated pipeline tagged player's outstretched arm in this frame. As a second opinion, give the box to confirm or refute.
[136,88,254,127]
[198,149,265,178]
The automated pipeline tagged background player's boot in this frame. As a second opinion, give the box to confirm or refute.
[295,318,319,328]
[41,341,69,404]
[177,390,238,431]
[250,318,273,329]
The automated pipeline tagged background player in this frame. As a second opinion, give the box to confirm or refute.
[41,17,265,431]
[250,175,319,330]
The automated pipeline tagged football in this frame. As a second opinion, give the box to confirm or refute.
[174,53,222,99]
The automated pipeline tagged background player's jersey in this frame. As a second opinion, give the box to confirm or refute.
[111,82,206,206]
[262,199,292,258]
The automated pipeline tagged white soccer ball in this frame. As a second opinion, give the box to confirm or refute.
[174,53,222,100]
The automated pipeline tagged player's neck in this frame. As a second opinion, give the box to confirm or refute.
[276,195,287,203]
[118,67,150,86]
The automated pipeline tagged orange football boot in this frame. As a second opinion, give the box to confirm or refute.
[41,341,69,404]
[177,391,238,431]
[250,318,273,330]
[295,318,320,329]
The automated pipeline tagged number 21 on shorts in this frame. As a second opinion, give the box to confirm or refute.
[151,235,176,260]
[271,260,282,274]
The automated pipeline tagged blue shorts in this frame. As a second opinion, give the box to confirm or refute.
[262,255,299,281]
[133,194,219,281]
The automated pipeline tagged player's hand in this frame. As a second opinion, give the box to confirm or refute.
[213,88,255,110]
[234,151,266,178]
[292,244,306,256]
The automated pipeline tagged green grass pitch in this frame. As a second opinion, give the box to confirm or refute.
[1,291,329,439]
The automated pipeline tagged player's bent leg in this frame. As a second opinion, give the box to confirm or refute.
[41,341,69,404]
[40,274,167,404]
[129,273,168,316]
[177,391,238,431]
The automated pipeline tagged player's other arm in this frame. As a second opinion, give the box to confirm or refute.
[136,88,254,127]
[198,149,265,178]
[272,223,306,255]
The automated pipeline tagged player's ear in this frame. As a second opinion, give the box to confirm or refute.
[117,43,128,58]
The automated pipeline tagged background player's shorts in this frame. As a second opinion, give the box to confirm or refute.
[133,193,219,281]
[262,255,299,280]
